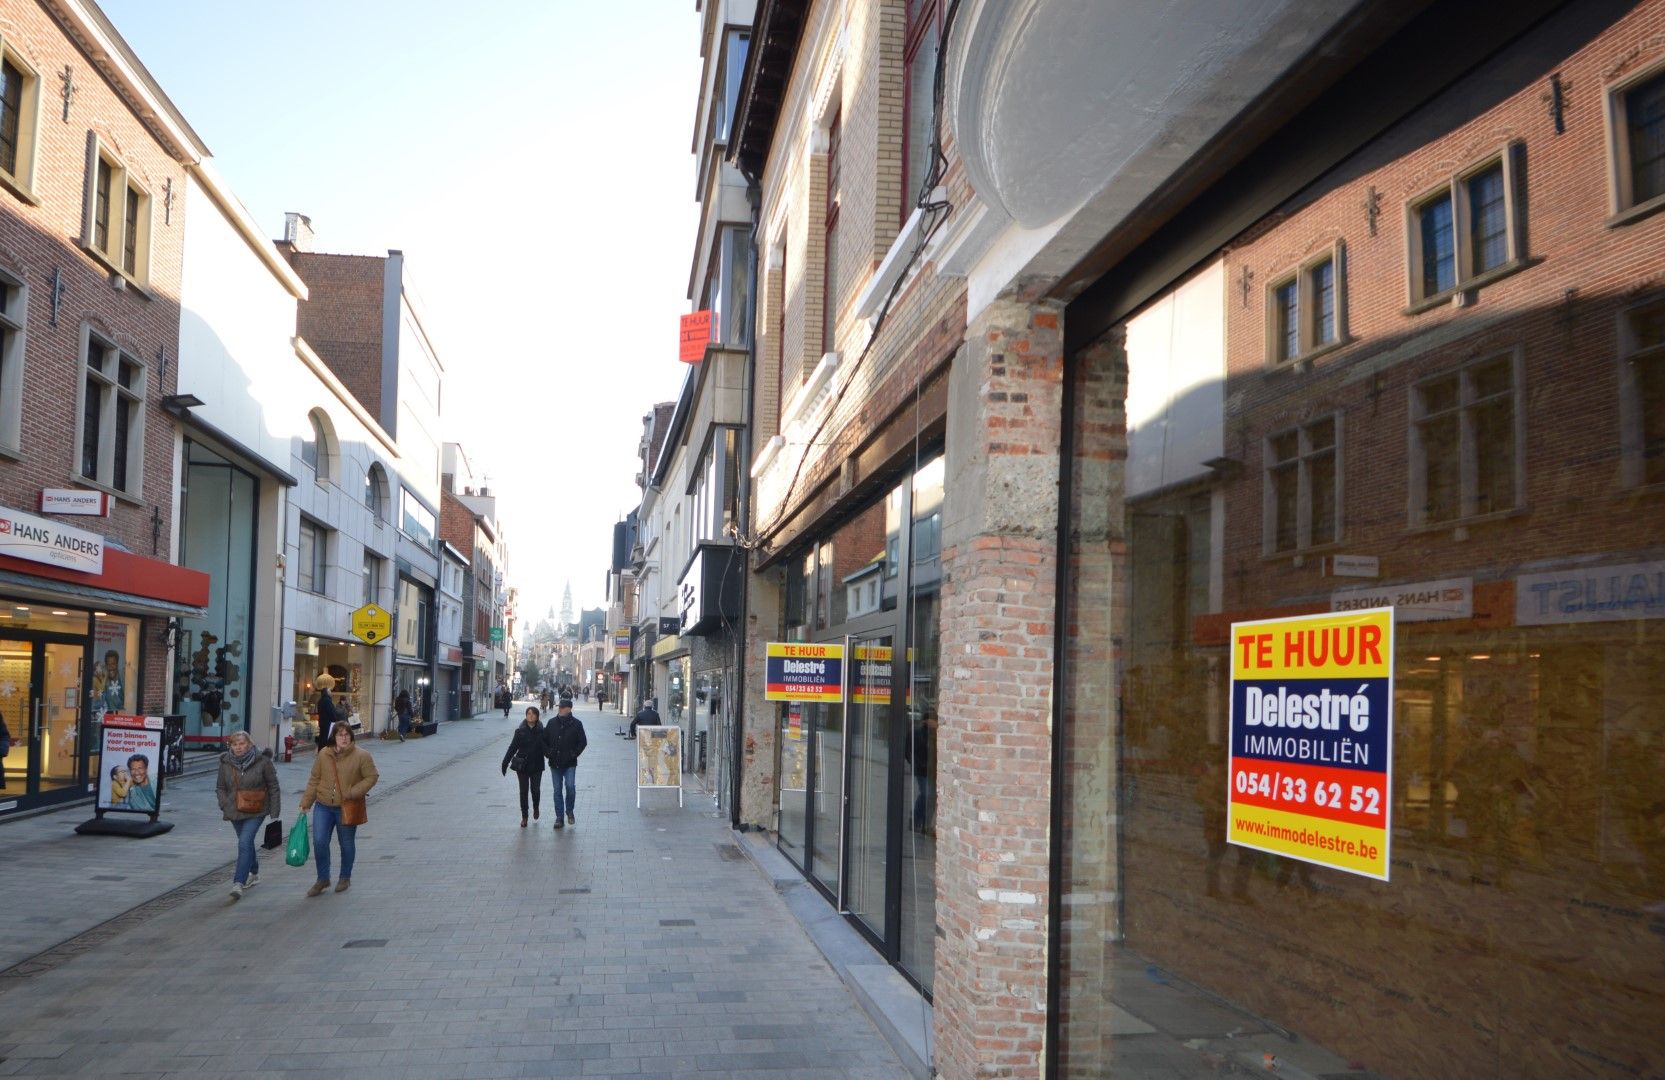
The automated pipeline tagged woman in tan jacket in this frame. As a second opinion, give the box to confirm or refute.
[298,721,379,896]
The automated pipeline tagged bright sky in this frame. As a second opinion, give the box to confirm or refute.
[100,0,702,625]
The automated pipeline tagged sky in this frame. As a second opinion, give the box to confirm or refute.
[99,0,703,626]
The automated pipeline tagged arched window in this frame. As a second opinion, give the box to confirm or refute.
[365,463,389,522]
[304,409,336,481]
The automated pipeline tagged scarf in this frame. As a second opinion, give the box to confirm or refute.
[230,745,259,772]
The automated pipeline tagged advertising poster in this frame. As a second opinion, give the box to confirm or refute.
[1227,608,1394,881]
[96,716,164,814]
[763,642,845,702]
[637,726,682,787]
[91,621,129,722]
[850,645,892,705]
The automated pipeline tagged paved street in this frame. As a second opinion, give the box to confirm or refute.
[0,702,905,1078]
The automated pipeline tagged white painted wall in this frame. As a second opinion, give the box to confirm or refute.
[1124,259,1225,498]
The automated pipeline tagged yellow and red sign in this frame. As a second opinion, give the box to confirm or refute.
[764,642,844,702]
[1227,608,1394,881]
[679,310,712,363]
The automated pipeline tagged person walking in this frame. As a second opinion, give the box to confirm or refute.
[216,729,281,900]
[298,722,379,896]
[312,673,340,750]
[629,697,661,740]
[501,705,546,827]
[543,697,587,828]
[498,686,512,718]
[394,689,414,737]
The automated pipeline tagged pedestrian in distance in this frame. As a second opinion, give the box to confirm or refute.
[543,697,587,828]
[217,729,281,900]
[394,689,414,737]
[502,705,546,827]
[313,672,340,750]
[298,722,379,896]
[629,698,661,740]
[498,686,512,718]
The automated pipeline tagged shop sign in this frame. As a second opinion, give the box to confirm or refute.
[489,625,504,643]
[39,488,112,517]
[1323,554,1379,578]
[1515,559,1665,625]
[657,617,680,636]
[851,645,892,705]
[764,642,845,703]
[349,603,393,645]
[1330,576,1471,622]
[614,628,630,657]
[1228,608,1394,881]
[0,504,104,574]
[443,645,463,663]
[679,310,711,363]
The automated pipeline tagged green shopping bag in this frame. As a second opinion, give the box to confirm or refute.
[284,811,310,867]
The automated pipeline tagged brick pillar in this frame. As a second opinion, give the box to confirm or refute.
[935,292,1065,1079]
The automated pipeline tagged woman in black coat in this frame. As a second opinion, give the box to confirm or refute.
[313,673,340,750]
[501,705,546,827]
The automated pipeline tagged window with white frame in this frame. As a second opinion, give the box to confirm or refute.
[904,0,944,215]
[298,519,329,595]
[81,136,152,285]
[0,38,41,200]
[78,333,145,496]
[1609,64,1665,219]
[0,269,25,452]
[1266,245,1345,365]
[1264,415,1341,552]
[1406,149,1521,307]
[1410,352,1522,525]
[1619,297,1665,487]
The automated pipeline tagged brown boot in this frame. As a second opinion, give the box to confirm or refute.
[334,878,351,893]
[306,881,329,897]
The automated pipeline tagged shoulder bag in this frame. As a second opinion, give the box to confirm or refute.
[235,786,267,814]
[328,750,368,826]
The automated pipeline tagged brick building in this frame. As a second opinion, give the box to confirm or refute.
[0,0,208,817]
[723,0,1665,1076]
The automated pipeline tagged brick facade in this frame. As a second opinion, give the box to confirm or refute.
[282,249,387,423]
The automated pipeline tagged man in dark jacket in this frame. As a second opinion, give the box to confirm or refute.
[543,698,587,828]
[628,698,661,740]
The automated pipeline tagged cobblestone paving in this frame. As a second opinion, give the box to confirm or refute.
[0,702,906,1078]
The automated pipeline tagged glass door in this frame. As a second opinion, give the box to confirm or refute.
[0,637,88,803]
[0,639,31,800]
[808,697,846,899]
[846,635,894,937]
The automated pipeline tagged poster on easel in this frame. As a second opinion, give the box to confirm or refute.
[77,714,174,837]
[636,725,683,808]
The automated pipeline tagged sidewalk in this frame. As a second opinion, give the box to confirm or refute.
[0,703,525,974]
[0,701,906,1078]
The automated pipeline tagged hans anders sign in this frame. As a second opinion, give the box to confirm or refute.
[0,505,105,574]
[40,488,112,516]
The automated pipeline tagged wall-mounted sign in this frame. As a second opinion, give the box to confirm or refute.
[657,617,680,636]
[489,625,505,643]
[40,488,112,517]
[1515,559,1665,625]
[0,504,104,574]
[1324,554,1379,578]
[764,642,845,702]
[614,628,631,657]
[679,310,712,363]
[349,603,393,645]
[1331,576,1471,623]
[1228,608,1394,881]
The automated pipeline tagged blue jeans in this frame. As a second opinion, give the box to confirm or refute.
[552,766,577,819]
[312,804,357,882]
[231,816,263,884]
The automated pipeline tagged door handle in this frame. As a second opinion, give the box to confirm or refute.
[33,698,43,743]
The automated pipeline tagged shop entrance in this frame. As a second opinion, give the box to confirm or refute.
[0,634,91,810]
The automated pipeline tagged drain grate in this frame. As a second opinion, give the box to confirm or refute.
[558,888,590,895]
[607,849,633,854]
[91,875,126,881]
[343,939,387,949]
[715,844,745,862]
[659,919,695,927]
[597,810,619,814]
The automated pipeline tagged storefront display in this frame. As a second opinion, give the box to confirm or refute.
[292,634,370,741]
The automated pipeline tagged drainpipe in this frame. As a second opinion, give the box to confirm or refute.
[730,178,762,829]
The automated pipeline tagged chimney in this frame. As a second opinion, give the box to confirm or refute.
[283,212,314,252]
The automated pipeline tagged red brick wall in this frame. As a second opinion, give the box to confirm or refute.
[286,250,385,422]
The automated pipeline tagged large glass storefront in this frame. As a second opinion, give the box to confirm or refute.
[0,605,141,813]
[293,634,372,741]
[776,453,942,993]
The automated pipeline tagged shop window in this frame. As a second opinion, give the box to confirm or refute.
[1619,296,1665,486]
[0,269,25,453]
[77,332,146,497]
[904,0,943,214]
[1263,415,1341,552]
[1410,352,1522,526]
[1265,244,1345,365]
[0,38,41,201]
[1406,148,1522,309]
[1608,63,1665,220]
[80,135,152,287]
[297,518,329,594]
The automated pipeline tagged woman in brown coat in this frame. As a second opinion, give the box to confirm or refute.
[298,722,379,896]
[216,730,281,901]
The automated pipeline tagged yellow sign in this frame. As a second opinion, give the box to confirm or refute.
[349,603,393,645]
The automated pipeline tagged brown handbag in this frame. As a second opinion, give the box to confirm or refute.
[235,787,267,814]
[328,751,368,826]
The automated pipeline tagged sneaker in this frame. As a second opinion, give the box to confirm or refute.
[244,873,259,890]
[567,814,575,827]
[228,882,243,901]
[335,878,351,893]
[306,881,329,897]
